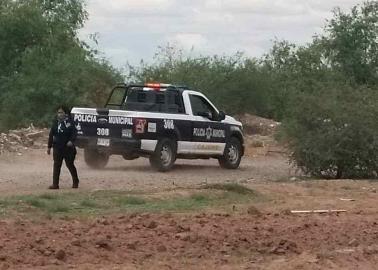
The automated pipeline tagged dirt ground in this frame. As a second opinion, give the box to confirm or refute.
[1,148,378,269]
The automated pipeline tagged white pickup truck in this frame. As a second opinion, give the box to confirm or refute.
[71,83,244,171]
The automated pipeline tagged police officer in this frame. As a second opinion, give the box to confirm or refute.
[47,105,79,189]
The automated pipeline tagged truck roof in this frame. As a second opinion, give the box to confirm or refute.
[115,83,191,93]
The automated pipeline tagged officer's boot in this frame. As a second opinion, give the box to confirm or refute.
[72,178,79,189]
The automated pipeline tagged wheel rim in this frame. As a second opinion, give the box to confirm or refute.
[227,144,239,164]
[160,145,172,166]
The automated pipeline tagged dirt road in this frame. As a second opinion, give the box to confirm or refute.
[1,149,378,270]
[0,149,291,194]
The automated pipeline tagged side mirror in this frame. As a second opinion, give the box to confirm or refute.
[217,111,226,121]
[197,111,212,119]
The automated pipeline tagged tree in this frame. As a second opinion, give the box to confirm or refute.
[0,0,121,130]
[127,45,275,117]
[276,1,378,178]
[322,1,378,85]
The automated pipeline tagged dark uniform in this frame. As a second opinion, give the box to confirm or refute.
[48,116,79,189]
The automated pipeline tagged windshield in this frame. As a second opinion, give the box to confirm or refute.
[123,88,185,113]
[105,86,185,113]
[105,87,127,109]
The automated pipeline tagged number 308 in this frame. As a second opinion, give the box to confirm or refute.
[97,128,109,136]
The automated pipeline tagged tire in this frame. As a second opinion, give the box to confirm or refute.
[218,137,242,169]
[149,138,177,172]
[84,148,109,169]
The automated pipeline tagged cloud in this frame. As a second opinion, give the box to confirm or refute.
[79,0,363,68]
[86,0,176,16]
[167,33,208,51]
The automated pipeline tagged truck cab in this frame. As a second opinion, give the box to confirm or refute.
[71,83,244,171]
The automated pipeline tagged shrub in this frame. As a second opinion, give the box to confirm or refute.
[281,83,378,179]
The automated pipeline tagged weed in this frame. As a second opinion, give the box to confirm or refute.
[115,196,146,206]
[203,183,255,195]
[80,199,98,208]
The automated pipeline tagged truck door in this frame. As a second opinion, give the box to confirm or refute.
[189,94,226,150]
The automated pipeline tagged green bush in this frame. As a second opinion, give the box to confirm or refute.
[281,83,378,179]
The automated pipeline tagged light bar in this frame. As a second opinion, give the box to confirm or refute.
[145,83,171,89]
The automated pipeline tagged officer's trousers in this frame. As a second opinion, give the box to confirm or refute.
[52,146,79,187]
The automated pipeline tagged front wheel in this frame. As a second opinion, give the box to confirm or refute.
[149,138,177,172]
[84,148,109,169]
[218,137,242,169]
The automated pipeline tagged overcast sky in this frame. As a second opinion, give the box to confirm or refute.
[79,0,363,69]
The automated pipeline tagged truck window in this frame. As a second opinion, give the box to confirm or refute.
[123,88,185,114]
[124,89,160,112]
[106,87,126,109]
[189,94,216,119]
[164,90,185,114]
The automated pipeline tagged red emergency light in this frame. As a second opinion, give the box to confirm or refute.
[145,83,161,89]
[144,83,171,90]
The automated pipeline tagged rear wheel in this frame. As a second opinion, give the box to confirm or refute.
[149,138,177,172]
[218,137,242,169]
[84,148,109,169]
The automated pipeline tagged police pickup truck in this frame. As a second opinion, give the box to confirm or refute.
[71,83,244,171]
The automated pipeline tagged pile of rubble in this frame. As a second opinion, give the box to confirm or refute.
[237,114,285,157]
[0,125,48,155]
[237,113,280,136]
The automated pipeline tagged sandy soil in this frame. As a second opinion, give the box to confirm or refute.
[0,148,378,270]
[0,148,291,195]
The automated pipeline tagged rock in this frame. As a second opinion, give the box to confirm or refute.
[348,239,359,247]
[95,239,112,250]
[71,240,81,247]
[98,218,110,225]
[176,233,190,241]
[127,242,137,250]
[176,225,190,233]
[143,253,153,259]
[157,245,167,252]
[281,209,292,215]
[363,245,378,255]
[44,250,53,256]
[35,237,44,244]
[0,126,48,155]
[8,133,22,144]
[189,234,199,243]
[0,263,10,270]
[55,250,66,260]
[270,239,301,255]
[26,131,44,140]
[247,206,262,216]
[145,220,158,229]
[129,213,137,219]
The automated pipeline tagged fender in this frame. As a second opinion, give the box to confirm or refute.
[229,125,244,156]
[158,125,182,142]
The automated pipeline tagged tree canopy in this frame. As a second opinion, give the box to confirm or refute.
[0,0,121,130]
